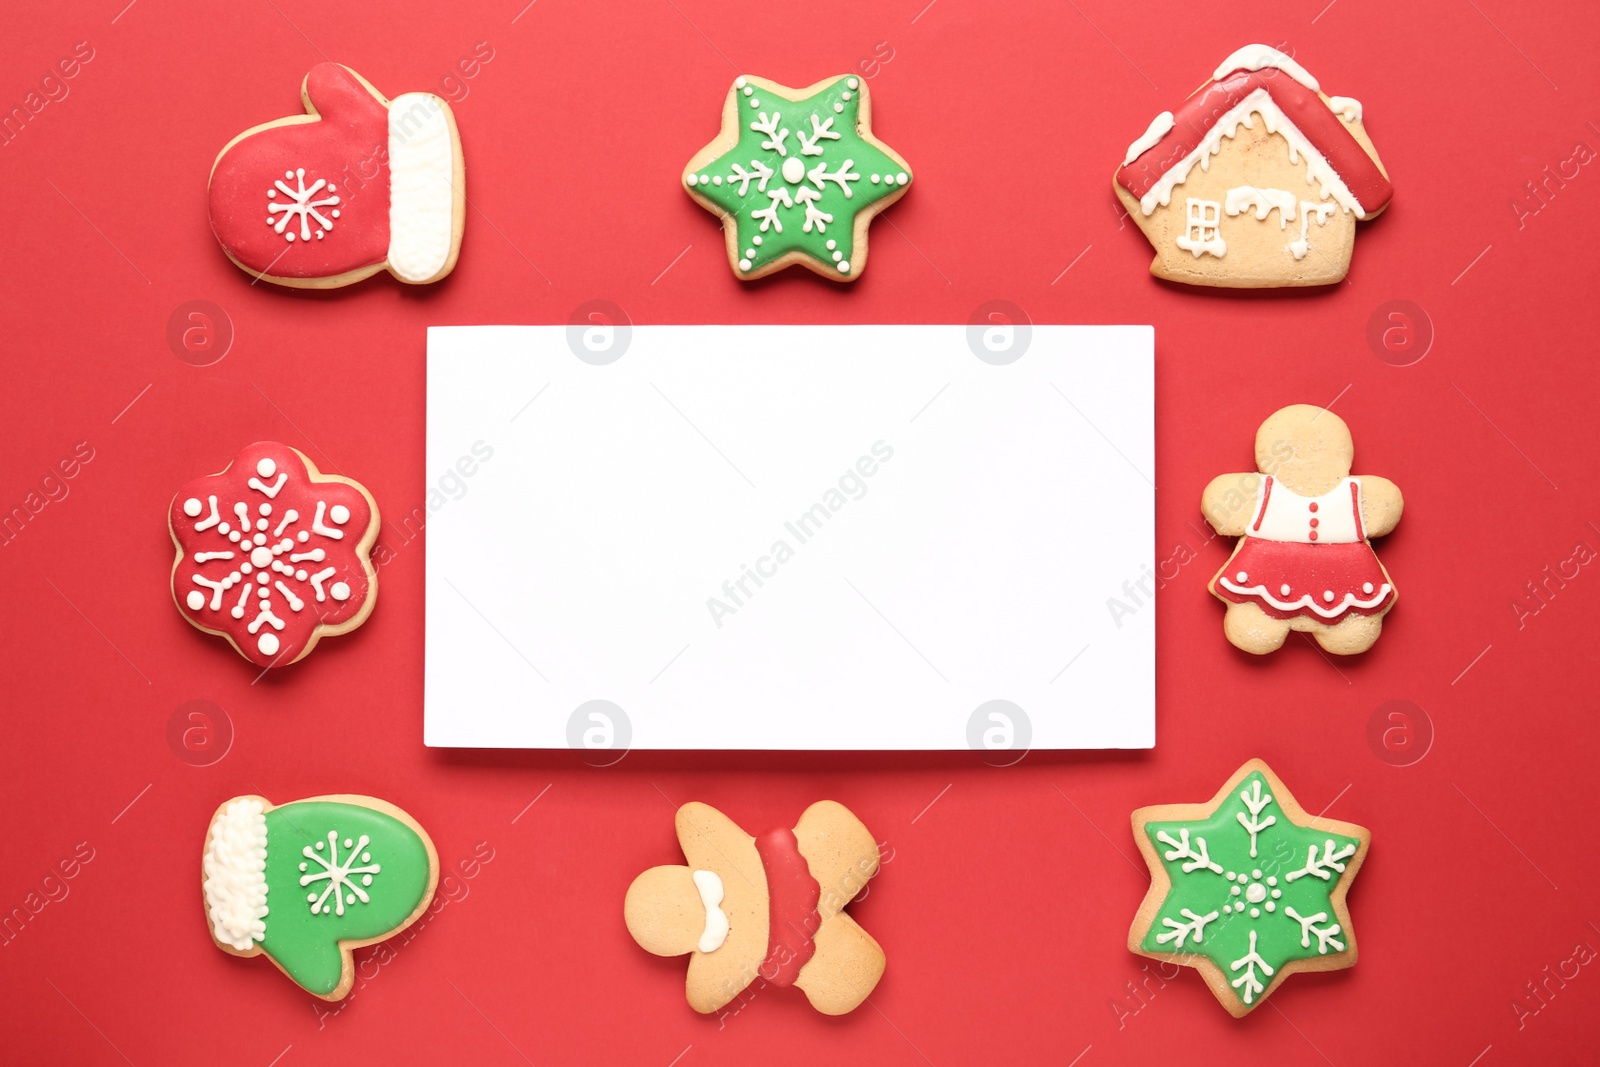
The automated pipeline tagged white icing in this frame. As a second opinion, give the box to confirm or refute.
[1123,110,1174,166]
[1284,906,1346,953]
[1327,96,1362,123]
[1137,88,1370,218]
[300,830,381,917]
[202,797,269,951]
[797,114,840,157]
[691,869,729,953]
[310,566,337,601]
[183,498,203,518]
[330,582,351,601]
[1235,779,1276,858]
[1155,907,1218,948]
[329,504,350,525]
[1213,44,1319,92]
[1229,929,1275,1005]
[311,501,345,539]
[1284,839,1356,883]
[1175,198,1226,258]
[750,111,789,156]
[387,92,458,283]
[193,495,221,532]
[268,169,340,243]
[275,581,305,611]
[248,472,287,498]
[186,590,206,610]
[1225,186,1298,228]
[781,157,806,183]
[1288,199,1336,259]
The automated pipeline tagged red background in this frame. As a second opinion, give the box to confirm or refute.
[3,0,1598,1063]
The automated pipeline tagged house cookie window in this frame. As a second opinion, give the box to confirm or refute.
[1176,198,1226,258]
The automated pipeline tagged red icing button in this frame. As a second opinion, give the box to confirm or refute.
[1309,530,1319,541]
[1309,518,1319,528]
[1308,502,1319,512]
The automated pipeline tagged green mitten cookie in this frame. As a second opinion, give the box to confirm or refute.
[203,794,438,1000]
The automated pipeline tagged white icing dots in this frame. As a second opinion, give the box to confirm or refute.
[256,458,276,478]
[871,174,881,184]
[687,173,698,186]
[1362,582,1375,594]
[896,172,909,185]
[1236,571,1248,582]
[832,250,843,262]
[258,632,280,656]
[183,498,203,517]
[847,77,859,89]
[1323,590,1335,603]
[752,235,762,246]
[781,157,806,183]
[833,102,844,113]
[735,76,748,88]
[826,239,837,250]
[837,260,850,273]
[330,504,350,525]
[186,590,206,610]
[744,248,755,259]
[749,98,760,108]
[1280,584,1292,597]
[738,258,752,271]
[259,503,271,515]
[841,91,852,101]
[298,530,310,543]
[331,582,351,602]
[712,175,722,185]
[698,173,709,185]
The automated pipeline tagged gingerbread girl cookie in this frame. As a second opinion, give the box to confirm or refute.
[169,442,379,667]
[1202,405,1402,655]
[1129,760,1370,1016]
[625,801,884,1015]
[202,794,438,1000]
[209,62,465,288]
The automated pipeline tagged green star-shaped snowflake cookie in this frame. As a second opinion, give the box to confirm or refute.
[683,75,912,282]
[1128,759,1370,1017]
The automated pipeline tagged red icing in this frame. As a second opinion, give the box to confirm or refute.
[1217,539,1394,621]
[170,442,377,667]
[754,827,821,987]
[208,63,391,280]
[1116,67,1393,215]
[1349,481,1365,538]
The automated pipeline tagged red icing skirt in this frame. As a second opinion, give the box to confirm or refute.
[1214,538,1395,622]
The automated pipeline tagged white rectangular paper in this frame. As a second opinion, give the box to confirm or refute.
[425,325,1154,750]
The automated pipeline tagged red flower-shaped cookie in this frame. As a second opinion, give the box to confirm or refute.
[169,443,379,667]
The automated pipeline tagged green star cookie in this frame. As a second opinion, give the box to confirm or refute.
[683,75,912,282]
[1128,759,1370,1016]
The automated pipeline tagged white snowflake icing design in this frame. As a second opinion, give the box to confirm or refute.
[299,830,381,917]
[180,455,355,659]
[266,167,341,243]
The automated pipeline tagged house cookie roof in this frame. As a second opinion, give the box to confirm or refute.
[1116,45,1392,219]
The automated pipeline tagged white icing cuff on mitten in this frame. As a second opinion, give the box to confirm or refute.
[387,93,459,283]
[202,797,270,951]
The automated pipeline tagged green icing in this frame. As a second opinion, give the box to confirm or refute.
[259,801,433,996]
[685,76,910,278]
[1141,772,1362,1009]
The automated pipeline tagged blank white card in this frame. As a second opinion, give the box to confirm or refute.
[424,325,1153,750]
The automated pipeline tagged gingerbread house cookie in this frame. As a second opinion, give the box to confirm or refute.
[1115,45,1392,287]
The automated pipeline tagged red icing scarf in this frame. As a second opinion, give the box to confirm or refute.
[753,827,821,986]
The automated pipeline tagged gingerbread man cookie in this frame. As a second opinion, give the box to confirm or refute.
[202,794,438,1000]
[1129,760,1370,1017]
[169,442,379,667]
[683,75,912,282]
[1115,45,1392,287]
[1202,405,1402,655]
[625,801,884,1016]
[209,62,465,288]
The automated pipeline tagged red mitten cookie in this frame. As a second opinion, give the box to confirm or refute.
[169,443,379,667]
[208,63,464,288]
